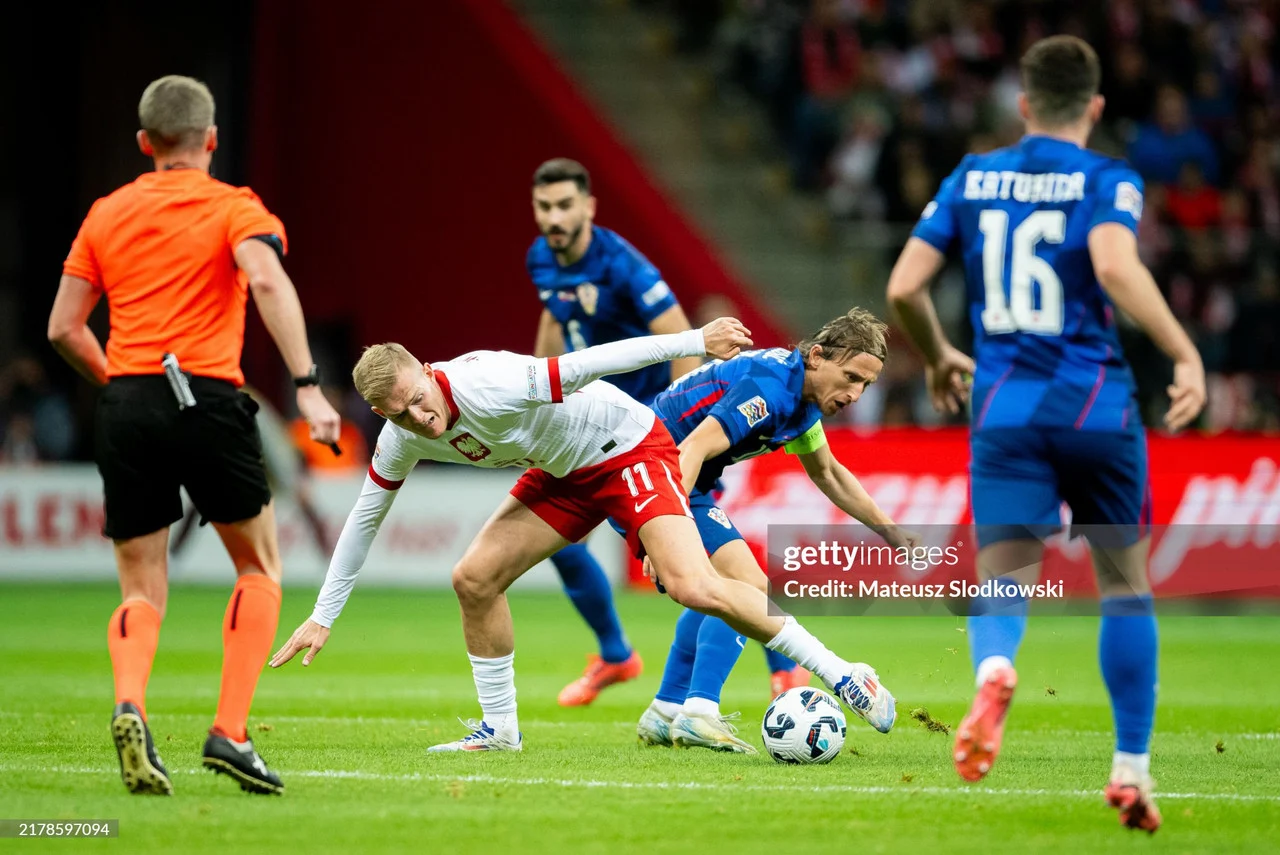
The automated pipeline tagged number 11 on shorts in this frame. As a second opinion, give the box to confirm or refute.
[621,462,654,496]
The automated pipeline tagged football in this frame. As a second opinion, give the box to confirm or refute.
[761,687,848,764]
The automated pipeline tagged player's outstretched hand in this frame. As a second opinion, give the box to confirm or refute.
[880,525,923,551]
[297,385,342,446]
[1165,357,1206,433]
[701,317,753,361]
[926,345,975,415]
[269,618,331,668]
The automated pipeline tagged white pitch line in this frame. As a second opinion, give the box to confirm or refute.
[0,712,1274,741]
[3,764,1277,803]
[0,711,619,728]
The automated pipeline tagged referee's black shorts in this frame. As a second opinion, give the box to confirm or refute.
[94,375,272,540]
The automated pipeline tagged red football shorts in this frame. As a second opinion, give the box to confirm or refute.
[510,420,692,557]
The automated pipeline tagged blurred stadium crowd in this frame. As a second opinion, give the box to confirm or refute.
[6,0,1280,465]
[649,0,1280,430]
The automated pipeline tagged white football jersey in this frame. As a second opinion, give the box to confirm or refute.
[370,350,657,481]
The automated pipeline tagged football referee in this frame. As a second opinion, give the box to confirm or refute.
[47,75,341,796]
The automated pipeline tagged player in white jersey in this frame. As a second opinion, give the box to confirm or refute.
[270,318,898,751]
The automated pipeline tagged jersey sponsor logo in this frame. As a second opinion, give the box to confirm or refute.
[641,280,672,308]
[556,290,578,302]
[962,170,1086,203]
[373,443,381,460]
[449,432,491,462]
[1114,181,1144,220]
[577,282,599,316]
[737,396,769,427]
[526,365,538,400]
[707,507,733,529]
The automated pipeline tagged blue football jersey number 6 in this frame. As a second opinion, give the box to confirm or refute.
[978,209,1067,335]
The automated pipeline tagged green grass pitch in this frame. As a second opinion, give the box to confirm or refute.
[1,583,1277,853]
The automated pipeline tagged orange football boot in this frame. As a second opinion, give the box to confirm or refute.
[770,666,812,699]
[557,652,643,707]
[953,666,1017,782]
[1105,769,1162,834]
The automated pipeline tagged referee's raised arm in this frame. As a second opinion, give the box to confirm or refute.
[47,74,340,797]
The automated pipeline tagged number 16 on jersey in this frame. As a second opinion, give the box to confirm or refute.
[978,209,1066,335]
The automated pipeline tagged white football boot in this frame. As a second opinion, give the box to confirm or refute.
[636,701,675,747]
[427,719,523,753]
[671,711,758,754]
[831,663,897,733]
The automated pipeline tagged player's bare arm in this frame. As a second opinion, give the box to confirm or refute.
[796,442,919,550]
[647,303,702,383]
[533,308,565,358]
[47,274,109,386]
[235,238,342,445]
[674,416,733,494]
[886,238,976,414]
[1088,223,1206,432]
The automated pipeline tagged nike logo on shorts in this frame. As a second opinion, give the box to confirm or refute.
[634,495,658,513]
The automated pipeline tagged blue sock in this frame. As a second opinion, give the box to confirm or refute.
[688,618,748,703]
[763,646,798,674]
[656,609,704,704]
[1100,595,1158,755]
[967,576,1029,673]
[551,543,631,663]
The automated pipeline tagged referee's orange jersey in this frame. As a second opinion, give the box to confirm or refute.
[63,169,287,386]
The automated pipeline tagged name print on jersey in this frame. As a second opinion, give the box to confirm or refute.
[962,170,1086,204]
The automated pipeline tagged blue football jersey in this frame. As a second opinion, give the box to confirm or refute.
[528,225,680,404]
[652,348,824,494]
[912,135,1145,432]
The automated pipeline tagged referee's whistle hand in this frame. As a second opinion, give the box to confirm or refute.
[297,386,342,446]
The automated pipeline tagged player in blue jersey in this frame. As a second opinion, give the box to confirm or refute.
[886,37,1206,833]
[528,158,808,706]
[631,309,917,752]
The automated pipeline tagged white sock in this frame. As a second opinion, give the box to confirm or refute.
[975,655,1014,688]
[469,651,518,735]
[765,617,850,687]
[683,697,720,718]
[1113,750,1151,780]
[652,699,682,719]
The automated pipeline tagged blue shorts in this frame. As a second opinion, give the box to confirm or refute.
[970,427,1151,549]
[607,488,743,557]
[687,489,744,557]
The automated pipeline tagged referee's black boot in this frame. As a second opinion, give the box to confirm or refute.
[202,728,284,795]
[111,701,173,795]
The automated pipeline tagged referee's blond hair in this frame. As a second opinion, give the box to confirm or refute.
[138,75,215,154]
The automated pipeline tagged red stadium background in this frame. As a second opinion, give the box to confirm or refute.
[629,428,1280,599]
[240,0,793,387]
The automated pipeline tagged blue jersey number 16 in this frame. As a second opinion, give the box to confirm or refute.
[978,209,1066,335]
